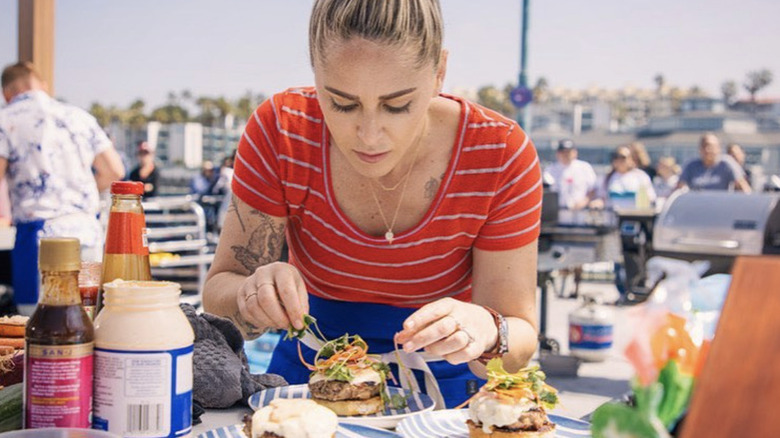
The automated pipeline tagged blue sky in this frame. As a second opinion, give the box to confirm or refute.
[1,0,779,109]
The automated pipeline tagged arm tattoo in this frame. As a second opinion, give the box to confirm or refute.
[230,212,286,274]
[229,194,245,232]
[424,176,441,199]
[232,309,265,339]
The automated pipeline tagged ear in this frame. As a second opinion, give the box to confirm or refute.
[434,49,448,96]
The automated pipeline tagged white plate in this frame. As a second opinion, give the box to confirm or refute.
[197,422,402,438]
[396,409,592,438]
[248,384,435,429]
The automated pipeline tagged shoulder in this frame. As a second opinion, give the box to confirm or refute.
[257,87,322,125]
[459,97,522,143]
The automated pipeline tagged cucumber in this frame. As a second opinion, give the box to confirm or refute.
[0,382,23,432]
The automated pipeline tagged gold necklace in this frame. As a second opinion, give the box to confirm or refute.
[368,130,425,244]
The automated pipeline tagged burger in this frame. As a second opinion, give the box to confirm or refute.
[306,334,394,416]
[0,315,28,353]
[467,359,559,438]
[249,399,338,438]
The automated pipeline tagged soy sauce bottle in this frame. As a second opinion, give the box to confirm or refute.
[24,237,94,429]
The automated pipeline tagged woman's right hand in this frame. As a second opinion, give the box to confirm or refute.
[235,261,310,331]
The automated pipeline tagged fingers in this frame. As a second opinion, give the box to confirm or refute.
[402,298,456,331]
[237,262,309,331]
[272,264,307,330]
[424,330,472,357]
[396,298,456,344]
[252,279,289,329]
[401,315,458,353]
[441,337,484,365]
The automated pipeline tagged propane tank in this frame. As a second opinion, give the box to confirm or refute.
[568,295,614,362]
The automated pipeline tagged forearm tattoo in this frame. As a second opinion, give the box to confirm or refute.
[230,206,286,274]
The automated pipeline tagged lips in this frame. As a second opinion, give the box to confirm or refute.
[354,150,390,163]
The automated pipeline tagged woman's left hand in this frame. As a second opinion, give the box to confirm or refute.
[395,297,498,365]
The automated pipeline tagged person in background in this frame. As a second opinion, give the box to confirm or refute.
[726,143,752,189]
[542,139,597,298]
[190,160,217,196]
[214,151,236,231]
[128,140,160,197]
[591,145,656,304]
[678,133,751,192]
[543,139,597,210]
[653,156,681,200]
[629,141,655,180]
[0,179,10,227]
[204,0,542,408]
[592,145,657,209]
[0,61,124,312]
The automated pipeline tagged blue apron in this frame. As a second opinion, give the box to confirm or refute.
[11,220,45,306]
[267,295,485,408]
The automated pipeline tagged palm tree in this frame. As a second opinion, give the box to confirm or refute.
[654,73,666,94]
[721,80,737,107]
[532,77,548,103]
[196,96,217,126]
[743,69,773,111]
[126,99,148,130]
[476,85,514,117]
[89,102,110,127]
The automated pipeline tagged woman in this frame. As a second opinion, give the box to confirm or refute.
[593,145,657,209]
[653,156,681,200]
[203,0,542,408]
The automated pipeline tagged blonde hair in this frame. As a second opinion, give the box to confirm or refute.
[309,0,443,69]
[657,156,681,175]
[629,141,651,168]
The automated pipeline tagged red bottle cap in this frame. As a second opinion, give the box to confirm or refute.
[111,181,144,195]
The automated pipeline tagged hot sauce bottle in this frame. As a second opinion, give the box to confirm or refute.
[24,237,94,429]
[96,181,152,314]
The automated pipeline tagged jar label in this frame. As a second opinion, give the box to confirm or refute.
[569,323,613,350]
[25,342,94,428]
[105,212,149,255]
[93,345,193,438]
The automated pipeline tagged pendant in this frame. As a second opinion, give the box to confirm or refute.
[385,230,394,244]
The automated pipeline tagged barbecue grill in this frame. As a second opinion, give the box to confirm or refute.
[652,191,780,274]
[537,192,622,351]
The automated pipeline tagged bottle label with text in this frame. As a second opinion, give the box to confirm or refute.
[93,345,193,438]
[25,342,94,428]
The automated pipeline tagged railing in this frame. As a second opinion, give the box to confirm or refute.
[143,196,215,307]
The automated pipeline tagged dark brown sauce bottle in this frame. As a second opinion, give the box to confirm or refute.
[24,238,94,429]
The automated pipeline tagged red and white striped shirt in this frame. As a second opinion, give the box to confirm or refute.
[233,88,542,308]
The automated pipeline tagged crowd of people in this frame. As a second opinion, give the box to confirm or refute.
[542,133,753,217]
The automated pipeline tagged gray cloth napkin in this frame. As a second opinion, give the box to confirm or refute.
[180,304,287,408]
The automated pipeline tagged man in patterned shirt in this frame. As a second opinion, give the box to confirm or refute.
[0,62,125,313]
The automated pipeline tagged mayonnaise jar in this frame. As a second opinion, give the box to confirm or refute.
[92,280,194,438]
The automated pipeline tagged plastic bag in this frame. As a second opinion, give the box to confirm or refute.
[592,257,728,438]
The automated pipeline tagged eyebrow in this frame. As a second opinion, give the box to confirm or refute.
[324,86,417,101]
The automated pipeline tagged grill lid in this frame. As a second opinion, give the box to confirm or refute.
[653,191,780,256]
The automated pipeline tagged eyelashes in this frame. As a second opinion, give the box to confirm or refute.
[329,100,411,114]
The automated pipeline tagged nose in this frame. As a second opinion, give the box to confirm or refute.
[356,112,381,147]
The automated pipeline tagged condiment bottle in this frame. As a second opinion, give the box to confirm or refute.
[97,181,152,314]
[78,261,101,320]
[24,237,94,429]
[93,280,194,438]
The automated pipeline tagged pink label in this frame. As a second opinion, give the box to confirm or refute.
[25,343,94,428]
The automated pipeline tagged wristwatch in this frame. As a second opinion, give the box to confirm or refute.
[477,305,509,364]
